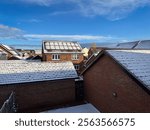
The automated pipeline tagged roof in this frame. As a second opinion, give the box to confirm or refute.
[135,40,150,49]
[0,61,78,85]
[116,41,139,49]
[116,40,150,49]
[43,40,82,53]
[82,49,150,92]
[0,44,21,56]
[34,49,41,55]
[107,50,150,90]
[42,103,100,113]
[0,49,7,55]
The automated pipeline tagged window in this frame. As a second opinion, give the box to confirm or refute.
[72,54,79,60]
[52,54,60,60]
[74,65,79,70]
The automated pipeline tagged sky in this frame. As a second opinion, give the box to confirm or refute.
[0,0,150,49]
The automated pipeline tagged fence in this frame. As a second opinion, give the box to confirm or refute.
[0,92,17,113]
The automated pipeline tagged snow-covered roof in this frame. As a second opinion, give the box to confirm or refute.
[34,49,41,55]
[42,103,100,113]
[1,44,19,56]
[43,40,82,53]
[0,61,78,85]
[0,49,6,54]
[116,41,139,49]
[135,40,150,49]
[107,50,150,90]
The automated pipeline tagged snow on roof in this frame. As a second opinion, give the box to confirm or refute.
[1,44,19,56]
[116,41,139,49]
[34,49,41,55]
[107,50,150,90]
[42,103,100,113]
[0,49,6,54]
[43,40,82,53]
[0,60,78,85]
[135,40,150,49]
[0,44,22,59]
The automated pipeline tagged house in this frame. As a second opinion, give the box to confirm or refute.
[81,47,89,58]
[0,60,79,112]
[116,40,150,49]
[0,49,7,60]
[0,44,22,59]
[88,46,108,58]
[82,49,150,112]
[42,40,84,72]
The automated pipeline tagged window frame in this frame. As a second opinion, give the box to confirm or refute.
[74,65,79,70]
[52,54,60,60]
[72,54,79,60]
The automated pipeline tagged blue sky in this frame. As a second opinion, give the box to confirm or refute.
[0,0,150,48]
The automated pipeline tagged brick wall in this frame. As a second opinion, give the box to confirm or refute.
[43,53,83,64]
[83,54,150,112]
[0,79,75,112]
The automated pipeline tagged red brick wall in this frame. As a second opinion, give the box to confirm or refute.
[83,54,150,112]
[0,79,75,112]
[43,53,83,64]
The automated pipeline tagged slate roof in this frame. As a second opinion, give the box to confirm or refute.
[135,40,150,49]
[116,41,139,49]
[107,50,150,90]
[116,40,150,49]
[0,61,78,85]
[43,40,82,53]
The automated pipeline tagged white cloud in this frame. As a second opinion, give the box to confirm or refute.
[18,0,55,6]
[0,24,25,39]
[0,24,115,42]
[21,19,42,23]
[24,34,112,41]
[71,0,150,20]
[15,0,150,20]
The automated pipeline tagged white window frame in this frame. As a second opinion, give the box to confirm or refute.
[72,54,79,60]
[74,65,79,70]
[52,54,60,60]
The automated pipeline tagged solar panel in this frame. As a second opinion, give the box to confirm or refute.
[51,46,55,49]
[50,42,54,45]
[44,41,82,51]
[55,46,60,50]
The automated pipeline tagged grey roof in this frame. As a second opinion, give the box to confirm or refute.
[116,40,150,49]
[135,40,150,49]
[42,103,100,113]
[107,50,150,90]
[0,60,78,85]
[43,40,82,53]
[116,41,139,49]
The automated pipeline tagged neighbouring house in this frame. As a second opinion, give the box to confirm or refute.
[0,49,7,60]
[0,60,79,112]
[42,40,84,73]
[0,44,22,59]
[35,49,42,56]
[81,47,89,58]
[116,40,150,49]
[82,49,150,112]
[26,55,42,61]
[88,46,108,58]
